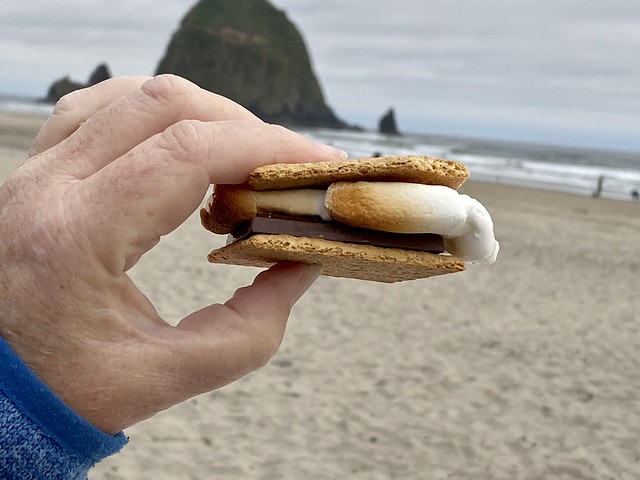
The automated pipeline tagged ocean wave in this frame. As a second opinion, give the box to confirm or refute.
[299,128,640,202]
[3,97,638,202]
[0,96,53,117]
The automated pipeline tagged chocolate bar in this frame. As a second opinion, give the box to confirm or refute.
[232,214,445,253]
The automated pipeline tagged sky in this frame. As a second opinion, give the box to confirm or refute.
[1,0,639,152]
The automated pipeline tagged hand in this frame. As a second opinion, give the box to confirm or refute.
[0,75,345,434]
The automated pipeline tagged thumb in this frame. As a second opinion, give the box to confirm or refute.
[172,262,322,391]
[82,262,322,433]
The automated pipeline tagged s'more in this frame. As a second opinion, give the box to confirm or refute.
[200,155,499,283]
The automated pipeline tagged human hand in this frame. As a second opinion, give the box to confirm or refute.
[0,75,345,434]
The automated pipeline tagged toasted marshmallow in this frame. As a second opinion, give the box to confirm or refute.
[326,182,499,264]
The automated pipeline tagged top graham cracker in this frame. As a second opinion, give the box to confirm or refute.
[247,155,470,191]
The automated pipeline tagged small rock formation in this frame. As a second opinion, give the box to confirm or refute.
[378,108,401,135]
[44,63,112,103]
[155,0,346,128]
[88,63,112,86]
[45,77,86,103]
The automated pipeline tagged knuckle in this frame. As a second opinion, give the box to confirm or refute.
[156,119,206,164]
[140,74,197,106]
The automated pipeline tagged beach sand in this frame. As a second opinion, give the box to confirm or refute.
[2,111,639,479]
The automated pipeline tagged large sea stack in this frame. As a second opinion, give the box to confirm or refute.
[156,0,346,128]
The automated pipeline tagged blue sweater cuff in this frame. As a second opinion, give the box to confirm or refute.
[0,336,127,472]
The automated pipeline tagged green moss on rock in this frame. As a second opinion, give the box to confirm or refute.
[156,0,345,128]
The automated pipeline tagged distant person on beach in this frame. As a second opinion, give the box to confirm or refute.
[0,75,346,478]
[592,175,605,198]
[632,188,639,202]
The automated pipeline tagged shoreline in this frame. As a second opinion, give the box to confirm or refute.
[2,109,639,205]
[2,108,640,479]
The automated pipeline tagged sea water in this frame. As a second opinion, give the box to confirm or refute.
[3,95,639,202]
[298,128,640,203]
[0,94,56,117]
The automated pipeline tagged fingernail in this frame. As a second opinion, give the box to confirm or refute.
[315,142,348,160]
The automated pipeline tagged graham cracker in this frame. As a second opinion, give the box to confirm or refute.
[248,155,469,191]
[206,234,465,283]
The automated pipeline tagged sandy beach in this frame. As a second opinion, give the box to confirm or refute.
[2,110,640,479]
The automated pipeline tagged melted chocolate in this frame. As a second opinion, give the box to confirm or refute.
[232,214,445,253]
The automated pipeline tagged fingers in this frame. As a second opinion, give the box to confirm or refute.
[172,262,322,390]
[33,74,261,179]
[78,119,346,271]
[29,76,152,157]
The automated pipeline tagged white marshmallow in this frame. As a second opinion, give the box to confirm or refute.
[254,189,332,220]
[442,193,500,264]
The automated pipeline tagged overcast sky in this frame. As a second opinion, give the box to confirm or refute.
[2,0,639,151]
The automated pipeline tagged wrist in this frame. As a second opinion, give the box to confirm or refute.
[0,335,128,460]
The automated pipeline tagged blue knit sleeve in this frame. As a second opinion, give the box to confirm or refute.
[0,337,127,479]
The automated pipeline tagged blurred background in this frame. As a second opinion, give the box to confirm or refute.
[1,2,640,479]
[2,0,639,200]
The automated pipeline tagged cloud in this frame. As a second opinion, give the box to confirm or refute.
[1,0,639,149]
[271,0,640,147]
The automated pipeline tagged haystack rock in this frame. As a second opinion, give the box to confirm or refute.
[155,0,346,128]
[378,108,401,135]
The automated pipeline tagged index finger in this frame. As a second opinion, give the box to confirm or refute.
[31,75,262,179]
[78,119,346,272]
[29,76,152,157]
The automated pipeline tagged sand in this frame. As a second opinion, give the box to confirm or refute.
[2,111,640,479]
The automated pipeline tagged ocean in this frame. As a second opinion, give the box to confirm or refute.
[3,94,639,202]
[298,128,640,203]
